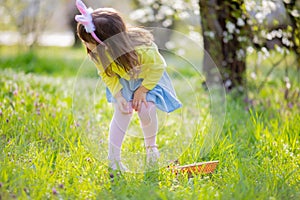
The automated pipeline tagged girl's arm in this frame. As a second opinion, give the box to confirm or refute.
[133,44,165,111]
[98,69,131,114]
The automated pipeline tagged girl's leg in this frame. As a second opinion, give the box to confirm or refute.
[137,102,159,164]
[108,104,132,170]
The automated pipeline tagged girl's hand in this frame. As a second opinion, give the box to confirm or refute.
[115,91,131,114]
[133,86,149,112]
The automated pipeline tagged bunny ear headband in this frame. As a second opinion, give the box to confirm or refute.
[75,0,106,46]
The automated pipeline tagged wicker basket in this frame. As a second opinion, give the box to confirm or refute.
[169,160,219,176]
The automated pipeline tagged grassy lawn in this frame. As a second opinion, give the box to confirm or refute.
[0,46,299,199]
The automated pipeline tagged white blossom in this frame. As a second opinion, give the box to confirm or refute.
[266,33,273,40]
[236,49,245,60]
[159,5,174,16]
[261,47,270,58]
[162,19,173,27]
[255,12,265,24]
[156,12,165,21]
[152,3,159,9]
[189,31,201,42]
[262,1,277,12]
[250,72,257,80]
[237,18,245,26]
[275,29,283,38]
[291,9,300,17]
[204,31,215,39]
[238,36,248,42]
[173,0,185,10]
[129,9,144,21]
[226,21,236,34]
[245,0,256,12]
[222,31,233,43]
[194,10,200,15]
[139,0,155,6]
[247,46,254,54]
[147,14,155,22]
[282,37,292,47]
[275,45,284,54]
[225,80,232,88]
[178,11,189,19]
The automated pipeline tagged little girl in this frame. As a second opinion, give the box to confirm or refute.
[75,0,182,171]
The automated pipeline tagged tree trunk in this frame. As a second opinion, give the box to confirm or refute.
[283,0,300,70]
[199,0,247,91]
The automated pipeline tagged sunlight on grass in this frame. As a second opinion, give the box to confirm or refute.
[0,46,299,199]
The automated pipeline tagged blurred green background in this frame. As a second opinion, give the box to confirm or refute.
[0,0,299,199]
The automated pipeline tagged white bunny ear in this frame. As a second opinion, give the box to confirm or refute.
[75,15,95,32]
[74,1,95,33]
[75,15,88,24]
[74,0,106,46]
[76,0,88,15]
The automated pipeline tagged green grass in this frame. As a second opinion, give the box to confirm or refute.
[0,45,97,77]
[0,47,300,199]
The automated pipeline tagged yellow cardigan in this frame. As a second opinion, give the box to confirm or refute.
[96,43,166,96]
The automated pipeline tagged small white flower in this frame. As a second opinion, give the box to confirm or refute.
[156,13,165,21]
[247,46,254,54]
[173,0,185,10]
[130,9,146,21]
[225,80,232,88]
[204,31,215,39]
[266,33,273,40]
[189,31,201,42]
[275,29,283,38]
[147,15,155,22]
[282,37,293,47]
[178,11,189,19]
[237,18,245,26]
[238,36,247,42]
[275,45,284,54]
[291,9,300,17]
[250,72,257,79]
[263,0,277,12]
[226,21,236,33]
[162,19,172,27]
[237,49,245,60]
[140,0,155,6]
[261,47,270,58]
[255,12,265,23]
[245,0,256,12]
[159,5,174,16]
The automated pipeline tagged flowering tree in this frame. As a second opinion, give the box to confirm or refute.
[200,0,300,91]
[130,0,199,48]
[285,1,300,66]
[199,0,249,91]
[131,0,300,92]
[1,0,56,48]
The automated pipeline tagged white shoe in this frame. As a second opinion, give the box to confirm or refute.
[146,145,160,165]
[109,161,128,172]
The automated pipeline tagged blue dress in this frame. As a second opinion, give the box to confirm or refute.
[106,71,182,113]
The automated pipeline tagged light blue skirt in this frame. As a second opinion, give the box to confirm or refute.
[106,71,182,113]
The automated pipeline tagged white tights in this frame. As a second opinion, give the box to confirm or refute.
[108,102,158,167]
